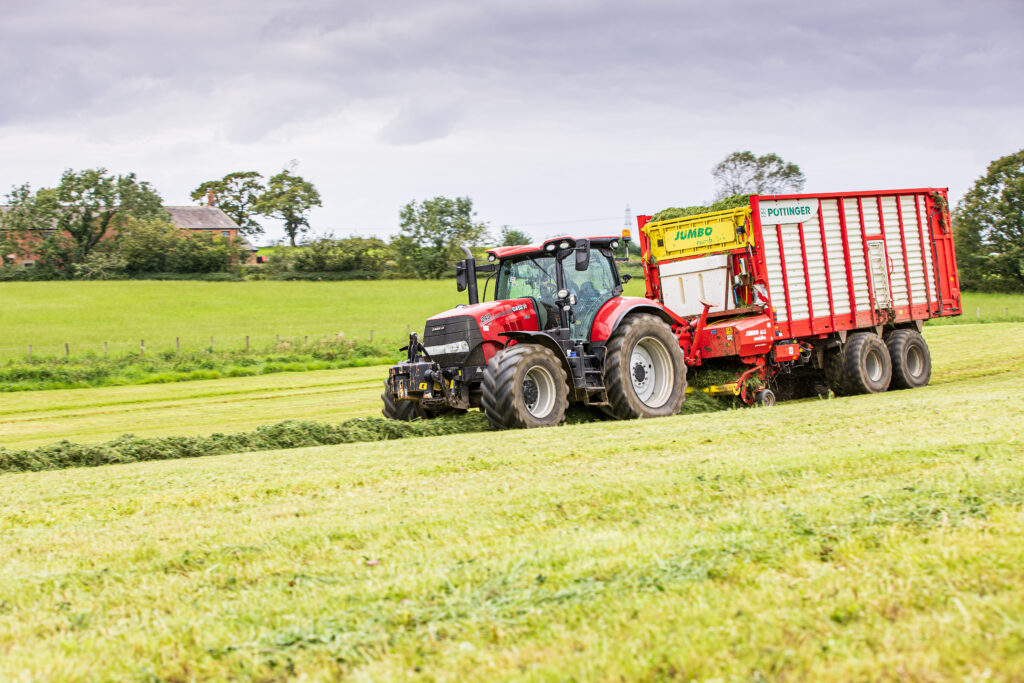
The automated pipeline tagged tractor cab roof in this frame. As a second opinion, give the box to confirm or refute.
[486,235,623,261]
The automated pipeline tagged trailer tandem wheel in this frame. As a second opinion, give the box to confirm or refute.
[481,344,569,429]
[886,329,932,390]
[825,332,892,396]
[603,313,686,420]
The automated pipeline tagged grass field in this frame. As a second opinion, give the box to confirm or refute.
[1,323,1023,679]
[3,323,1017,451]
[0,280,473,360]
[2,279,1021,362]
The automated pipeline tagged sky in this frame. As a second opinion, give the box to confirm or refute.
[1,0,1022,245]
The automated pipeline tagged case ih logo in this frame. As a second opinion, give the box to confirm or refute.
[430,326,445,332]
[481,303,527,325]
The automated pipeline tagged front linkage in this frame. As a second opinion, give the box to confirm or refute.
[386,332,477,412]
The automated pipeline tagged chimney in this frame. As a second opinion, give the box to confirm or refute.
[207,189,215,207]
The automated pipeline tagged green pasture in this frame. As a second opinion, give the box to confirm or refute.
[2,278,1022,363]
[0,280,471,361]
[1,325,1023,679]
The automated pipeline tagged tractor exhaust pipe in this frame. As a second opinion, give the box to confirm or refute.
[456,245,479,305]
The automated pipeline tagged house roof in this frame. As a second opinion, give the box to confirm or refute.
[165,206,239,230]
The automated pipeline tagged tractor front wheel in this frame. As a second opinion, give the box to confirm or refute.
[481,344,569,429]
[381,384,424,421]
[603,314,686,420]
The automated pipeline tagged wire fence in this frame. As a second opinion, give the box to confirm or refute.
[0,327,415,362]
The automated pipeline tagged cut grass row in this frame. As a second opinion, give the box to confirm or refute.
[1,323,1018,451]
[1,334,1022,679]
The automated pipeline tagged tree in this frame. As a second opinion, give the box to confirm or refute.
[393,196,488,278]
[116,217,248,274]
[711,151,806,200]
[954,149,1024,291]
[3,168,164,270]
[255,169,322,247]
[499,226,531,246]
[190,171,265,236]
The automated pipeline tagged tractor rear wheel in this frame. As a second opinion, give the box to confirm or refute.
[481,344,568,429]
[825,332,892,396]
[603,314,686,420]
[886,329,931,389]
[381,384,424,421]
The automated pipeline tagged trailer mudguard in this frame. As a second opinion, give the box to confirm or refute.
[589,297,678,342]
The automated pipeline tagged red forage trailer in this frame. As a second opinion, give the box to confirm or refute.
[636,187,961,402]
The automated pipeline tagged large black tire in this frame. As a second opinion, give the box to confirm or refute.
[825,332,892,396]
[603,313,686,420]
[381,383,424,421]
[481,344,569,429]
[886,329,932,389]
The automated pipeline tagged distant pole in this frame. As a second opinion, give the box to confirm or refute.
[276,334,280,344]
[304,335,308,345]
[104,341,108,357]
[176,337,180,352]
[245,335,250,353]
[210,336,214,352]
[27,345,31,362]
[65,342,69,358]
[369,330,374,342]
[1005,306,1009,318]
[140,339,145,357]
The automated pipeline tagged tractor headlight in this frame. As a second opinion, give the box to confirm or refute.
[424,340,470,356]
[487,253,496,262]
[545,243,555,252]
[611,240,619,248]
[557,288,569,300]
[559,241,570,249]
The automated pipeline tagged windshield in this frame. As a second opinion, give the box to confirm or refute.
[494,251,618,338]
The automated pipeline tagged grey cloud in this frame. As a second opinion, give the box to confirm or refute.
[0,0,1021,139]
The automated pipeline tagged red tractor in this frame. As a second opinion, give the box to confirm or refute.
[383,237,686,429]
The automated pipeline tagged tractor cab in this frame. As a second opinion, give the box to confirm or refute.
[486,237,625,340]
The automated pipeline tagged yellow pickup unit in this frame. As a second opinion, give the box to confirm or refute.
[642,207,753,262]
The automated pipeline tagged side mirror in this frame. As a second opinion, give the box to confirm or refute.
[621,273,632,284]
[575,238,591,271]
[455,261,468,292]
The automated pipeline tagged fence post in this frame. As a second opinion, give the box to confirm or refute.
[140,339,145,357]
[210,336,214,352]
[369,330,373,342]
[245,335,250,352]
[276,334,280,344]
[304,335,308,345]
[104,341,108,357]
[65,342,69,358]
[27,345,31,362]
[176,337,180,352]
